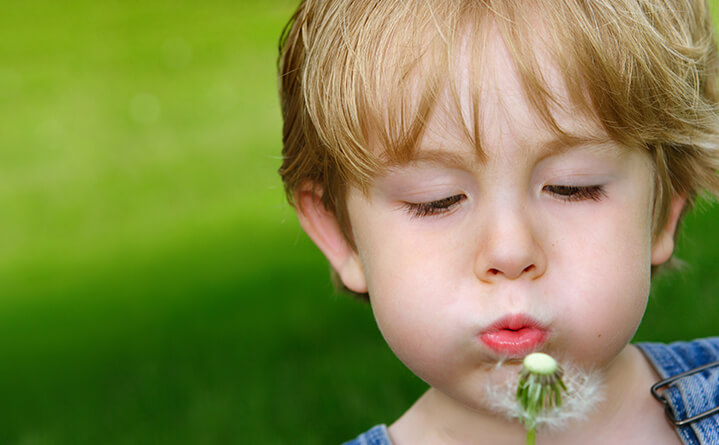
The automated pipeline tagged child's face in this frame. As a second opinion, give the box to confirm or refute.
[335,32,680,411]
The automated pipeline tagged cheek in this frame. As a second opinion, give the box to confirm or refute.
[369,288,462,386]
[554,208,652,365]
[354,208,467,323]
[564,278,649,366]
[365,258,456,365]
[359,237,470,380]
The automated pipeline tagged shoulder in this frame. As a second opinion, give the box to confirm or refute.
[341,425,393,445]
[636,336,719,377]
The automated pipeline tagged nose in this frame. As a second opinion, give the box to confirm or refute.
[474,208,546,283]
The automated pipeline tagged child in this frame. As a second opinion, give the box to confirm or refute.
[278,0,719,443]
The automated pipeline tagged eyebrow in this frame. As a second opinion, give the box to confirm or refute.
[389,129,624,173]
[397,148,478,169]
[537,134,620,158]
[393,133,620,169]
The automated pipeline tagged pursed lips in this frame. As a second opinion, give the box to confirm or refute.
[479,313,550,356]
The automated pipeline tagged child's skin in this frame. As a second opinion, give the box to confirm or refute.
[297,24,687,444]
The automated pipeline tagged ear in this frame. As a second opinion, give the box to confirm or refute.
[295,185,368,293]
[651,194,687,265]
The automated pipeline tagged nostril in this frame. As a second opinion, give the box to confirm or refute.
[485,265,536,279]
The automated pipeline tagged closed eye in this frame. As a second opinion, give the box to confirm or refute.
[544,185,606,202]
[403,194,467,217]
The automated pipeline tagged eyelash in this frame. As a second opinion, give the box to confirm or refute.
[543,185,606,202]
[403,185,605,217]
[403,194,466,217]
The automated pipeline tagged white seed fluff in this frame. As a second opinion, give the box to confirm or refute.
[484,361,605,432]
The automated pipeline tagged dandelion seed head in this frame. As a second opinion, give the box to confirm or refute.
[483,360,605,432]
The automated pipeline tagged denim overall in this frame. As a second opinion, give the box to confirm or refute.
[638,337,719,445]
[342,338,719,445]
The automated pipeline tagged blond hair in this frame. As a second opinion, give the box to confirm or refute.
[278,0,719,292]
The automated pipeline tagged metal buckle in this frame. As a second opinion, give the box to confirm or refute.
[650,360,719,426]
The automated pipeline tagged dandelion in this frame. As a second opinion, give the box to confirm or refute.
[516,352,567,445]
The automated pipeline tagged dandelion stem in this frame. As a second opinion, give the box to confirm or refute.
[526,427,536,445]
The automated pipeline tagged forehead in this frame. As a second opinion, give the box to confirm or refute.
[381,23,612,166]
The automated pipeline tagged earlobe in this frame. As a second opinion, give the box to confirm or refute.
[295,185,368,293]
[651,194,687,265]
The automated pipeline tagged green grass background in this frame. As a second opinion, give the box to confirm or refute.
[0,1,717,443]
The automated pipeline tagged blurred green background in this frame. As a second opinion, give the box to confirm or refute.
[0,1,717,444]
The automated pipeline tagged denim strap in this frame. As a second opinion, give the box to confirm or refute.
[638,338,719,445]
[341,424,393,445]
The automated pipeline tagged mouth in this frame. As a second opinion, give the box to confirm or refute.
[479,313,549,357]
